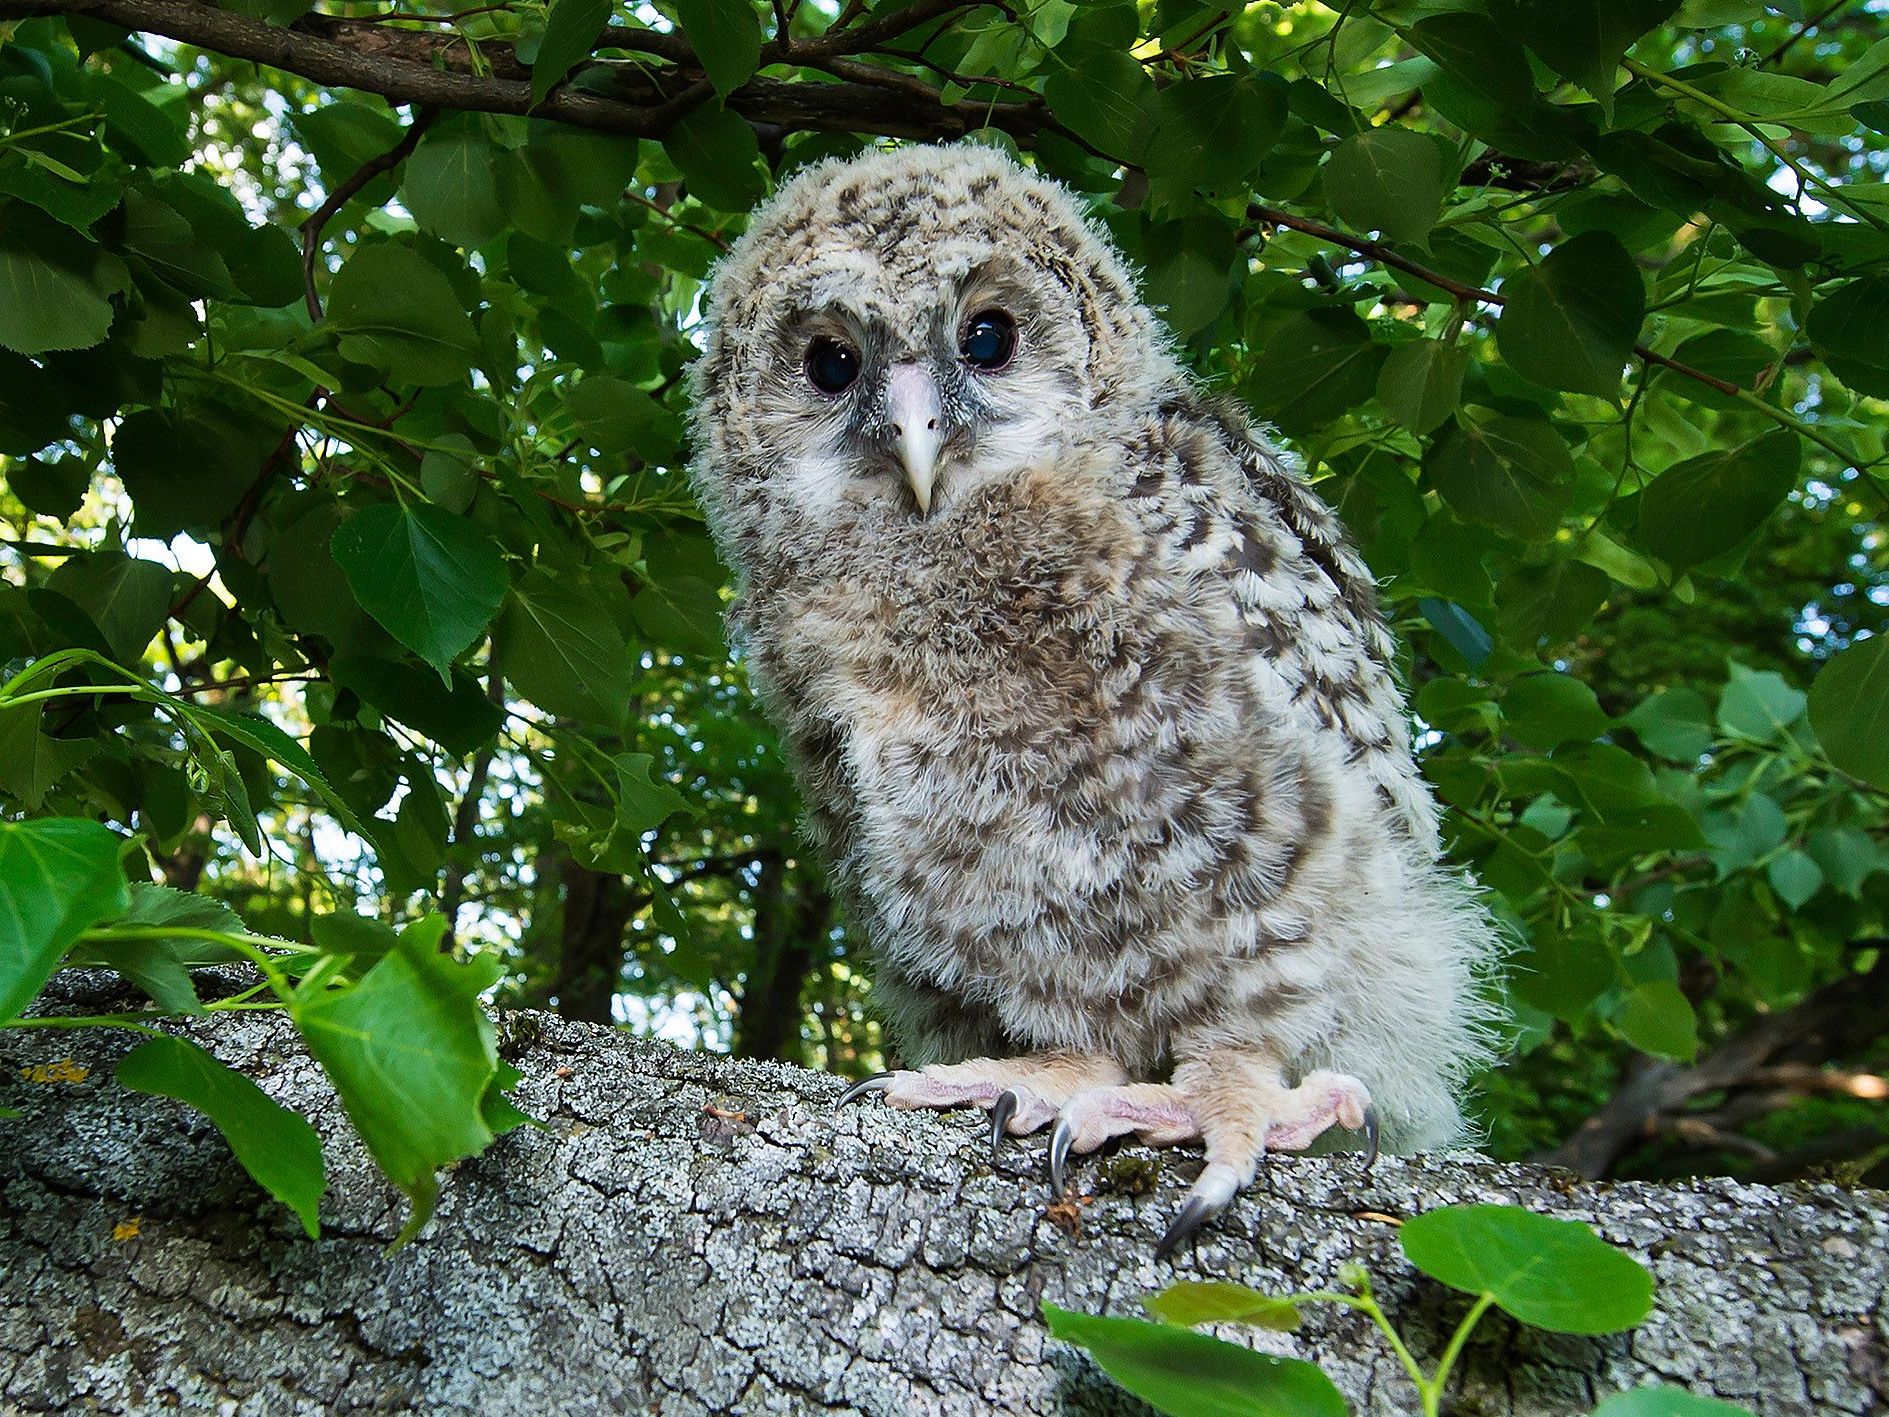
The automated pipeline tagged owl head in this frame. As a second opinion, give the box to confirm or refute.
[690,144,1180,552]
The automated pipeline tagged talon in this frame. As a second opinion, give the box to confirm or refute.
[837,1071,893,1107]
[990,1088,1019,1157]
[1048,1115,1075,1194]
[1155,1193,1222,1259]
[1360,1105,1380,1180]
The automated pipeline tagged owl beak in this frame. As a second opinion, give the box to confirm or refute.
[885,362,945,517]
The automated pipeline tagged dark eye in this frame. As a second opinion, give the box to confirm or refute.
[805,336,860,394]
[960,309,1017,371]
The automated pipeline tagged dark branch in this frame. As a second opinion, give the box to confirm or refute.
[300,105,437,320]
[1535,954,1889,1177]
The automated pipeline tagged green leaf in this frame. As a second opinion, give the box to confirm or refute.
[330,502,509,678]
[1659,329,1774,410]
[1420,597,1493,669]
[326,244,482,387]
[1399,1203,1655,1334]
[0,703,98,809]
[1512,928,1617,1023]
[1498,558,1609,647]
[1623,688,1713,762]
[1143,1282,1303,1331]
[1144,211,1236,337]
[1323,126,1446,244]
[671,0,763,100]
[1638,431,1799,573]
[1805,827,1878,898]
[330,656,503,755]
[1514,0,1678,115]
[118,1035,326,1238]
[533,0,614,107]
[1703,792,1788,876]
[1146,76,1286,202]
[1809,636,1889,791]
[1376,338,1468,435]
[663,103,766,212]
[1045,49,1157,162]
[8,455,90,519]
[402,121,508,249]
[291,916,510,1243]
[1717,661,1806,742]
[1495,232,1644,398]
[1249,307,1386,433]
[189,703,395,860]
[65,882,245,1012]
[567,376,684,460]
[1504,673,1611,749]
[1426,412,1575,541]
[1614,979,1700,1061]
[1804,276,1889,397]
[610,752,690,835]
[0,213,119,355]
[45,549,173,664]
[113,406,274,538]
[0,818,130,1023]
[120,189,236,299]
[1590,1388,1756,1417]
[1766,849,1823,909]
[495,567,635,726]
[420,433,480,513]
[1041,1304,1347,1417]
[94,75,191,167]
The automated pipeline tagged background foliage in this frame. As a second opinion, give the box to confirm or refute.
[1,0,1886,1217]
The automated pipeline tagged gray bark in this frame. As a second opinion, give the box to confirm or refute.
[1,1006,1883,1417]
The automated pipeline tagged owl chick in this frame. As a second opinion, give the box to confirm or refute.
[689,143,1498,1253]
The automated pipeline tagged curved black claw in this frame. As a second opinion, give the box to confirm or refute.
[1048,1116,1075,1195]
[990,1089,1019,1158]
[837,1071,894,1107]
[1155,1194,1224,1260]
[1360,1105,1381,1180]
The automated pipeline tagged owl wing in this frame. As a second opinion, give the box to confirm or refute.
[1151,398,1439,848]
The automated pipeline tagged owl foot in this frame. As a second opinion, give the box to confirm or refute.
[1155,1067,1378,1259]
[836,1053,1129,1159]
[1046,1084,1202,1194]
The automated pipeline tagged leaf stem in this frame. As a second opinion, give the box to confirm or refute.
[1619,56,1887,232]
[2,1013,172,1036]
[1427,1291,1498,1409]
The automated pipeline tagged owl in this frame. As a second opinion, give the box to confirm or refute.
[689,144,1499,1253]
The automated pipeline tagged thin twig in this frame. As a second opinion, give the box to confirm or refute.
[299,105,439,321]
[1761,0,1850,67]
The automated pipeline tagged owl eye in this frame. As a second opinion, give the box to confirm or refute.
[804,336,861,394]
[960,309,1017,371]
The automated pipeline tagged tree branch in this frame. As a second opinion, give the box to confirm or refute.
[300,104,436,321]
[1535,954,1889,1177]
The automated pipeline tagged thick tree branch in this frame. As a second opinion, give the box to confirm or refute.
[2,1007,1885,1415]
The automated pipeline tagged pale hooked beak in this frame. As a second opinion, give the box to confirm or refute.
[885,362,945,516]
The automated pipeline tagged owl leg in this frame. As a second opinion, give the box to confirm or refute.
[1155,1052,1377,1257]
[837,1052,1129,1156]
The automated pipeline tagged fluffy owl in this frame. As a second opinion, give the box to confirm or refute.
[689,143,1498,1252]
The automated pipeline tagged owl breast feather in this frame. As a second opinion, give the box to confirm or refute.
[740,468,1342,1064]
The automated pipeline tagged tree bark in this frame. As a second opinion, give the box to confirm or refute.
[1,1009,1883,1416]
